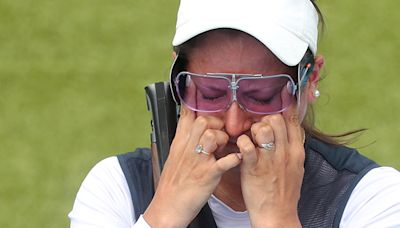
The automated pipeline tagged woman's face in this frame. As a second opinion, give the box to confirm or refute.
[183,30,312,159]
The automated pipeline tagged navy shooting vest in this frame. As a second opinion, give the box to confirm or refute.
[117,137,379,227]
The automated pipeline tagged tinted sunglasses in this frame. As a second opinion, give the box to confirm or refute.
[173,64,311,115]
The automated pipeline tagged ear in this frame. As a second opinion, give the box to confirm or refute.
[172,51,177,60]
[307,55,324,102]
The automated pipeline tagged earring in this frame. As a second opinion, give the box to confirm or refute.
[314,89,320,98]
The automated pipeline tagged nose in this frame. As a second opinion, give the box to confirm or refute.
[224,102,253,138]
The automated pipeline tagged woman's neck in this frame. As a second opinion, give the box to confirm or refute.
[213,168,246,211]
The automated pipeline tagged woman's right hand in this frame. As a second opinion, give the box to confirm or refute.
[143,105,241,227]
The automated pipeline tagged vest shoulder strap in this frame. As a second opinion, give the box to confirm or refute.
[117,148,154,220]
[117,149,217,227]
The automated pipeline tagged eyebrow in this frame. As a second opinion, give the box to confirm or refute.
[193,80,227,92]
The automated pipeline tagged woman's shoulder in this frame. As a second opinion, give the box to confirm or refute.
[69,156,136,227]
[342,166,400,226]
[88,156,124,176]
[78,156,129,192]
[348,166,400,203]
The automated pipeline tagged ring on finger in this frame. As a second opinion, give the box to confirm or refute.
[259,142,275,151]
[195,144,209,155]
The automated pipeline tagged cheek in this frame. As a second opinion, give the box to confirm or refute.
[196,111,224,119]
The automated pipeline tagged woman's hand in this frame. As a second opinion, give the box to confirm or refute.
[143,105,241,227]
[237,104,305,228]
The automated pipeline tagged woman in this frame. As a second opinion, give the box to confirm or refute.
[69,0,400,227]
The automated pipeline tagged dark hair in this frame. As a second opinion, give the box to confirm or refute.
[301,0,367,145]
[310,0,325,33]
[173,0,365,146]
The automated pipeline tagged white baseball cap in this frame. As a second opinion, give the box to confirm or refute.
[172,0,319,66]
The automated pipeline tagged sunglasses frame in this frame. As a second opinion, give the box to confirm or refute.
[174,66,310,114]
[170,53,313,115]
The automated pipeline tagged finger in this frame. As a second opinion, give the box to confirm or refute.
[185,75,198,110]
[169,105,197,154]
[237,134,258,169]
[282,103,303,145]
[174,105,195,139]
[197,129,229,156]
[261,114,287,151]
[210,153,242,178]
[251,122,275,151]
[192,115,225,137]
[282,103,305,163]
[281,85,303,144]
[186,115,224,152]
[250,122,264,144]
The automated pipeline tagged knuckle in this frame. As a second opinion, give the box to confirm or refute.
[219,132,229,144]
[202,129,215,141]
[259,125,271,136]
[241,142,255,154]
[210,116,223,126]
[288,114,301,126]
[250,122,260,133]
[209,142,218,152]
[195,116,208,129]
[269,114,283,123]
[250,124,256,134]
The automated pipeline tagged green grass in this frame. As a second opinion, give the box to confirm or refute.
[0,0,399,227]
[316,0,400,168]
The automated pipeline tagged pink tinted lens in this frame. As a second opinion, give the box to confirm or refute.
[176,74,231,112]
[237,77,295,114]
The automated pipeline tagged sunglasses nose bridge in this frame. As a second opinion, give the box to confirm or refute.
[226,75,240,110]
[228,75,239,100]
[226,78,253,114]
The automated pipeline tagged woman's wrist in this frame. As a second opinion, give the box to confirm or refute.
[143,206,188,228]
[248,209,301,228]
[143,196,191,228]
[250,217,302,228]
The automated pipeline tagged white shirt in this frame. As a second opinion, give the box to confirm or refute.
[69,157,400,227]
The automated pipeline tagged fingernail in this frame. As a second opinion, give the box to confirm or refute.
[236,153,242,160]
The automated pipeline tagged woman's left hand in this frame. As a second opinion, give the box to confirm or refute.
[237,104,305,228]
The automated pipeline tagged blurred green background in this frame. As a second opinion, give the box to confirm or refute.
[0,0,399,227]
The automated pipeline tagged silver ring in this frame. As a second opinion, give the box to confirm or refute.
[195,144,209,155]
[260,142,275,151]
